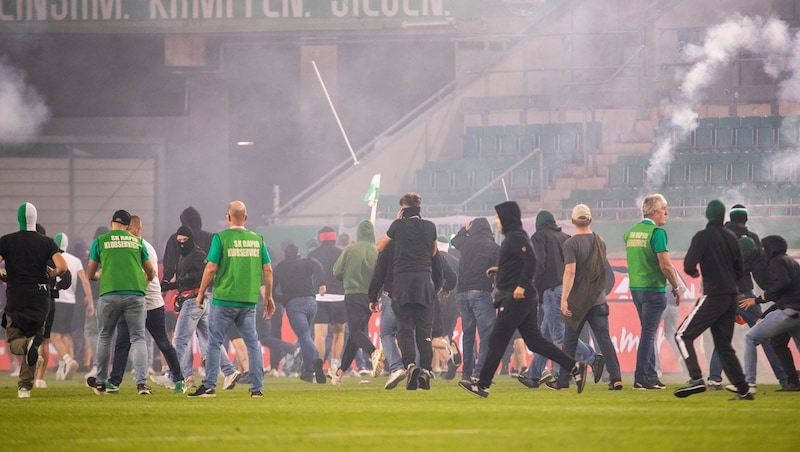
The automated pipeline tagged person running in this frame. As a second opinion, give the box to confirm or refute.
[188,201,275,398]
[0,203,67,398]
[459,201,587,399]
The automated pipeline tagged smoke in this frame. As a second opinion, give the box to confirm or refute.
[646,15,795,189]
[0,57,50,137]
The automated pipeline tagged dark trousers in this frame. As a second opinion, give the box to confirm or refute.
[558,303,621,386]
[771,330,800,385]
[392,301,433,371]
[340,294,376,372]
[479,293,575,388]
[110,306,183,386]
[676,294,747,392]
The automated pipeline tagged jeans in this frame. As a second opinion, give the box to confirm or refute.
[631,290,667,383]
[710,303,786,384]
[171,298,235,381]
[379,295,403,372]
[285,296,319,374]
[96,294,147,385]
[110,306,183,387]
[528,286,595,379]
[201,304,264,392]
[458,290,496,378]
[744,308,800,385]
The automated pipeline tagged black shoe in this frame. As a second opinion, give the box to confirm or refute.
[730,392,755,401]
[187,385,216,397]
[313,359,326,384]
[545,381,569,391]
[250,390,264,398]
[571,362,588,394]
[86,376,105,395]
[238,371,250,384]
[633,380,659,390]
[418,369,432,390]
[591,354,605,384]
[458,379,489,398]
[517,374,540,389]
[777,382,800,392]
[608,380,623,390]
[137,384,152,395]
[674,379,706,398]
[299,372,315,383]
[406,365,420,390]
[25,337,39,367]
[652,379,666,389]
[443,361,458,380]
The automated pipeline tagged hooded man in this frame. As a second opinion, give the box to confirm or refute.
[459,201,587,398]
[0,203,67,398]
[330,220,385,384]
[739,235,800,392]
[450,216,499,382]
[162,207,214,284]
[675,200,751,400]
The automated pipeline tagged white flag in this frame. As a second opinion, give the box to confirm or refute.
[363,174,381,207]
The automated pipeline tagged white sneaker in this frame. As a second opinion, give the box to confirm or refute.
[64,359,79,381]
[223,370,242,390]
[84,366,98,379]
[327,367,339,380]
[34,379,47,388]
[384,368,407,390]
[18,387,31,398]
[150,373,175,389]
[331,370,343,386]
[369,349,386,378]
[269,369,286,378]
[10,367,21,377]
[56,361,66,380]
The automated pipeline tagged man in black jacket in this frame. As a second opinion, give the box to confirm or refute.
[459,201,587,398]
[739,235,800,392]
[674,200,751,400]
[450,217,499,382]
[162,207,214,282]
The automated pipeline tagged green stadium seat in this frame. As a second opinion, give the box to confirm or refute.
[462,135,480,157]
[479,135,499,155]
[717,117,739,149]
[695,118,717,150]
[500,133,518,155]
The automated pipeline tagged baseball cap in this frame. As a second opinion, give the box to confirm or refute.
[112,209,131,226]
[571,204,592,221]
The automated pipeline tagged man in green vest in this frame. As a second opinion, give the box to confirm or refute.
[188,201,275,398]
[624,194,682,390]
[85,209,156,395]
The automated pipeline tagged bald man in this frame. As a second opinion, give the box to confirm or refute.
[189,201,275,398]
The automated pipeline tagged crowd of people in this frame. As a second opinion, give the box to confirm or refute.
[1,193,798,401]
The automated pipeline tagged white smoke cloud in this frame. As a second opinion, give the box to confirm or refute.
[646,15,796,189]
[0,57,50,137]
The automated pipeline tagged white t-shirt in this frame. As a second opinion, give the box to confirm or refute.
[143,239,165,311]
[56,252,84,304]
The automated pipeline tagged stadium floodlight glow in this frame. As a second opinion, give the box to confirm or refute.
[236,141,254,146]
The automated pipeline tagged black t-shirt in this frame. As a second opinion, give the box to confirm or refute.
[0,231,61,288]
[386,217,437,273]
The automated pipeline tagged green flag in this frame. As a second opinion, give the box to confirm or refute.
[363,174,381,207]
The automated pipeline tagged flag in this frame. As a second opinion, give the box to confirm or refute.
[363,174,381,207]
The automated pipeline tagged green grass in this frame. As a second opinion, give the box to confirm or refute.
[0,374,797,451]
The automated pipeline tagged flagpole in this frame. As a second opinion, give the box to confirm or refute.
[370,198,378,225]
[311,60,359,166]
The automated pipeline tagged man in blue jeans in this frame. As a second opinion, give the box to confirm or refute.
[624,194,682,390]
[450,217,499,382]
[368,245,405,389]
[188,201,275,398]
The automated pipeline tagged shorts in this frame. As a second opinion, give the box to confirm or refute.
[314,301,347,325]
[52,302,75,334]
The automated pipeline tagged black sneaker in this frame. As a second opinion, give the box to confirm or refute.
[517,374,540,389]
[545,381,569,391]
[652,379,666,389]
[591,354,605,384]
[633,380,659,390]
[299,372,315,383]
[250,390,264,398]
[86,376,105,395]
[313,359,326,384]
[730,392,755,401]
[406,365,421,390]
[674,379,706,398]
[137,384,152,395]
[443,361,458,381]
[187,385,216,397]
[608,381,623,390]
[571,361,588,394]
[418,369,432,390]
[458,379,489,398]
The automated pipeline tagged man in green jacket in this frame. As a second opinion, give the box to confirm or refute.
[330,220,385,384]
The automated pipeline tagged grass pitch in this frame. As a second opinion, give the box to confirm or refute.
[0,373,797,452]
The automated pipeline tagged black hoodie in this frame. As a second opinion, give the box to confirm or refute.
[531,221,570,293]
[758,235,800,314]
[162,207,214,283]
[683,219,743,297]
[724,220,761,295]
[493,202,536,294]
[451,217,499,293]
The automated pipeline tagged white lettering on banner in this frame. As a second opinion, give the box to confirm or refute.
[614,327,640,353]
[0,0,123,21]
[263,0,303,18]
[151,0,233,19]
[330,0,448,18]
